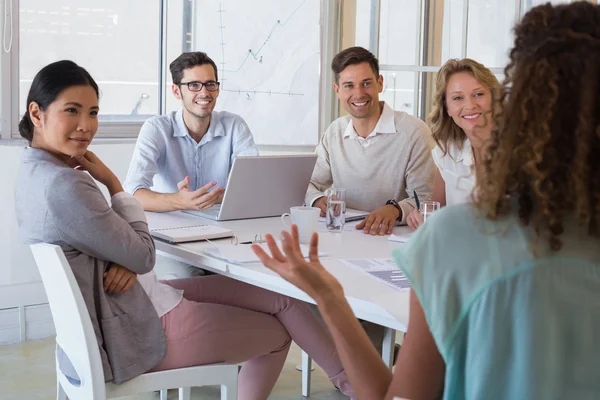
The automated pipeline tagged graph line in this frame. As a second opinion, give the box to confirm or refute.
[218,0,306,74]
[222,88,304,97]
[218,3,226,83]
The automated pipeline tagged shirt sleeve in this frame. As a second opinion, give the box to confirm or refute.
[230,117,259,163]
[305,130,333,206]
[398,121,436,224]
[46,169,156,274]
[123,120,163,195]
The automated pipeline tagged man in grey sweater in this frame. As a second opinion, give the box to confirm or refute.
[306,47,435,236]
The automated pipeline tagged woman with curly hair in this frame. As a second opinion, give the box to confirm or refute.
[407,59,500,229]
[252,2,600,399]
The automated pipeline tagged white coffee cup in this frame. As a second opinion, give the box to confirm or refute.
[281,206,320,244]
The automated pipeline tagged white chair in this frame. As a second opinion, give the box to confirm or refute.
[30,243,238,400]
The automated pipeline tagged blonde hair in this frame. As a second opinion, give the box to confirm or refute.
[429,58,501,155]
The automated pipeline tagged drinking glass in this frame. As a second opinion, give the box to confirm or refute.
[419,201,441,222]
[326,188,346,232]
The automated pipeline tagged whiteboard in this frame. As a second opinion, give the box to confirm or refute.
[192,0,321,145]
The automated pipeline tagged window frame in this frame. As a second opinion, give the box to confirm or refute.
[367,0,584,122]
[0,0,341,143]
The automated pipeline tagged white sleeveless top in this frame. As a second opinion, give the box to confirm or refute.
[431,139,476,205]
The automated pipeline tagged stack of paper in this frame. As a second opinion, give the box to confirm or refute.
[150,224,233,244]
[340,258,410,292]
[203,241,327,265]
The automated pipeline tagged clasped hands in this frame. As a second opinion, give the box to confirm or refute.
[103,263,137,294]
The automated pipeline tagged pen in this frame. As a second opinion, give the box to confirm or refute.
[413,190,421,210]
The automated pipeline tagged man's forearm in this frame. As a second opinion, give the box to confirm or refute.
[316,294,393,399]
[133,188,182,212]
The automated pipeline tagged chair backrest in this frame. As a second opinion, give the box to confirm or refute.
[30,243,106,399]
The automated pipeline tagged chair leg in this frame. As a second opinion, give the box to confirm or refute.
[179,387,191,400]
[160,389,169,400]
[301,351,312,397]
[56,379,67,400]
[221,383,237,400]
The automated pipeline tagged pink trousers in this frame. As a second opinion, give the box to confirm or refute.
[149,275,355,400]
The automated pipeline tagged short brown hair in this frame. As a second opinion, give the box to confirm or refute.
[169,52,219,84]
[429,58,501,156]
[475,2,600,251]
[331,46,379,83]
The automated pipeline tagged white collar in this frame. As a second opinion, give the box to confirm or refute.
[343,102,396,139]
[447,138,475,167]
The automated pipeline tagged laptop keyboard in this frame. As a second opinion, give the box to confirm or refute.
[201,205,221,217]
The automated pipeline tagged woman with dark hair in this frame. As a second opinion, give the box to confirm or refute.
[253,2,600,399]
[15,60,355,399]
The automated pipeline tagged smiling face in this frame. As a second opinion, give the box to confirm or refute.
[29,85,99,157]
[333,62,383,120]
[445,71,493,145]
[172,64,220,120]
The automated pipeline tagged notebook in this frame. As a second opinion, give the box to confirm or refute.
[150,224,234,244]
[319,208,369,223]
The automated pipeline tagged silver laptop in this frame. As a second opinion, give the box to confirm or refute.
[183,154,318,221]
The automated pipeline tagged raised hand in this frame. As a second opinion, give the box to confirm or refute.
[251,225,344,303]
[177,180,224,210]
[71,150,123,196]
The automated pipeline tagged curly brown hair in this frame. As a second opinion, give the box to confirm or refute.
[429,59,500,156]
[475,2,600,251]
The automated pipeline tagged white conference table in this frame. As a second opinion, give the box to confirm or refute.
[146,211,411,393]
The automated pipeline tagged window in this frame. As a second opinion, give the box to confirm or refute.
[370,0,576,122]
[19,0,161,125]
[0,0,337,142]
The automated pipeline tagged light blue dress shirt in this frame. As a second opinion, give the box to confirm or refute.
[393,204,600,400]
[124,110,259,195]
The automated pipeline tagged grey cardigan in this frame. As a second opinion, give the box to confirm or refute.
[15,148,166,384]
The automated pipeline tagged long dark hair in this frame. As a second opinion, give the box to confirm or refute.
[19,60,99,142]
[475,2,600,251]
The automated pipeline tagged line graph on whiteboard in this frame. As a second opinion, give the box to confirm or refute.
[193,0,320,145]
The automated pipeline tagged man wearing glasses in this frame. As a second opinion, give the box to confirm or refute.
[124,51,258,214]
[124,52,258,279]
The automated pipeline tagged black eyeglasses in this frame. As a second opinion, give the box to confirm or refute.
[178,80,220,92]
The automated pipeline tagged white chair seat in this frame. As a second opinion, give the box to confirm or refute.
[31,243,238,400]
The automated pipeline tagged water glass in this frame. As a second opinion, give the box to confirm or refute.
[326,188,346,232]
[419,201,441,222]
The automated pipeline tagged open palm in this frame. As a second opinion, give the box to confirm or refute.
[251,225,344,302]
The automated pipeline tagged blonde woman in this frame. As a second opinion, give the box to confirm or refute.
[407,59,500,229]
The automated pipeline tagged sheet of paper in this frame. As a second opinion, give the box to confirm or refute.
[204,241,326,265]
[339,258,410,291]
[388,233,411,243]
[388,226,413,243]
